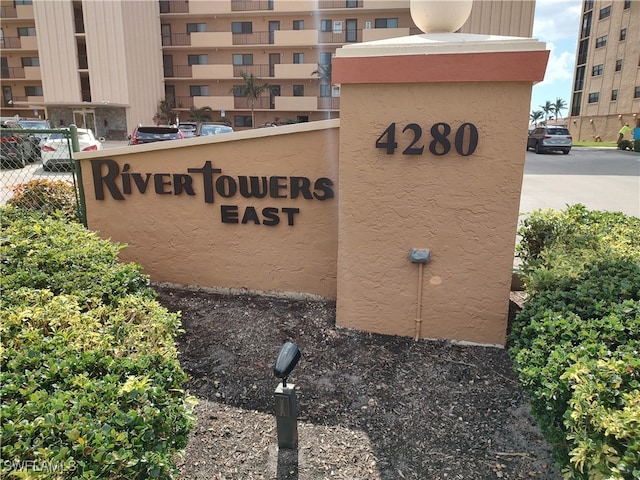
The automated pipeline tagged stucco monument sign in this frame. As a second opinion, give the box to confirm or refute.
[77,0,548,347]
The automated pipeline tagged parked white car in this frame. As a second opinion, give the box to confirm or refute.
[41,128,102,171]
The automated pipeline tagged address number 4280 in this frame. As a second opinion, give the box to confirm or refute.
[375,122,479,157]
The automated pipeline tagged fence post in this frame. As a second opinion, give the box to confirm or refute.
[69,124,88,226]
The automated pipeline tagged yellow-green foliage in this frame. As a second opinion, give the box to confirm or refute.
[1,208,194,479]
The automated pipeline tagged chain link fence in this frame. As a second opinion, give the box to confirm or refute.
[0,126,85,224]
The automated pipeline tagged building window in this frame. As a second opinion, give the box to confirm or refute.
[584,0,594,10]
[235,115,252,127]
[611,89,618,101]
[599,5,611,20]
[635,86,640,98]
[588,92,599,103]
[25,86,43,96]
[320,19,332,32]
[574,66,585,90]
[624,0,630,8]
[319,84,330,97]
[17,27,36,36]
[293,20,304,30]
[15,0,33,4]
[188,54,208,66]
[581,11,592,38]
[620,28,627,40]
[21,57,39,67]
[571,92,582,116]
[293,85,304,96]
[293,53,304,64]
[319,52,332,65]
[595,35,607,47]
[374,18,399,28]
[591,64,603,76]
[189,85,210,96]
[615,59,623,71]
[232,54,253,65]
[346,0,358,7]
[231,22,252,34]
[186,23,207,34]
[577,39,589,65]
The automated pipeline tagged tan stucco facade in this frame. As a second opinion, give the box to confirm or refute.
[79,122,340,299]
[78,31,548,347]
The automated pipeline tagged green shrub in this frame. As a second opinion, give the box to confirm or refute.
[510,205,640,476]
[7,179,79,221]
[1,206,153,310]
[563,353,640,479]
[1,289,195,479]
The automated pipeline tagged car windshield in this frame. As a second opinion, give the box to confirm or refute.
[18,120,50,129]
[201,125,232,135]
[547,128,570,135]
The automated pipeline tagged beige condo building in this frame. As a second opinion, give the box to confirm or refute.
[1,0,535,138]
[568,0,640,142]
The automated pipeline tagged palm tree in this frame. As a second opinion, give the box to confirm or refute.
[312,63,333,119]
[540,101,554,123]
[188,106,214,122]
[552,98,567,120]
[311,63,332,85]
[153,95,176,125]
[230,71,271,128]
[530,110,544,127]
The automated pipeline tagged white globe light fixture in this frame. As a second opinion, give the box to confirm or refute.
[410,0,474,33]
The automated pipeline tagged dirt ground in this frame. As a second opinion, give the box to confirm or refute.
[154,283,562,480]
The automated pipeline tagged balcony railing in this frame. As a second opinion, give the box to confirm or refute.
[232,31,271,46]
[233,64,271,77]
[318,30,361,43]
[234,96,270,110]
[164,65,193,78]
[162,33,191,46]
[317,97,340,110]
[159,0,189,14]
[318,0,362,8]
[1,37,22,49]
[0,5,18,18]
[231,0,274,11]
[0,67,26,79]
[174,96,194,109]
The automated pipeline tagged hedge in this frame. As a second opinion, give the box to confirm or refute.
[0,206,194,479]
[510,205,640,479]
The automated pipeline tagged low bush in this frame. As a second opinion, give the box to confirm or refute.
[1,290,195,479]
[7,179,79,222]
[1,205,153,310]
[0,207,194,479]
[510,205,640,478]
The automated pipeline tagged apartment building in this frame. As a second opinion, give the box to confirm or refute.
[568,0,640,142]
[1,0,534,138]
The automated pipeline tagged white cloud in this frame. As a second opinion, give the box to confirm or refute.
[533,0,582,42]
[540,42,575,85]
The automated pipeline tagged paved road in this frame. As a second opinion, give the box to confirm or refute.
[520,147,639,218]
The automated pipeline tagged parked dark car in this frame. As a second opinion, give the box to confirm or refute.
[0,124,32,169]
[526,126,572,154]
[178,122,198,138]
[196,122,234,136]
[128,125,184,145]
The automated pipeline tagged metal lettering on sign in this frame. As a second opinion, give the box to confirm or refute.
[375,122,479,157]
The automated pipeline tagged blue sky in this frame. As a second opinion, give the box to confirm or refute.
[530,0,583,118]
